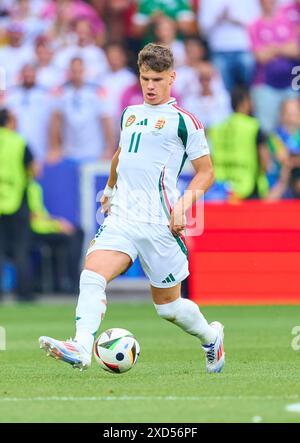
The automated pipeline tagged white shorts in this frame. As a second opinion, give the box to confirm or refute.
[87,215,189,288]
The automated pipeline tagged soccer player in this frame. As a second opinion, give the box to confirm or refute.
[39,44,225,373]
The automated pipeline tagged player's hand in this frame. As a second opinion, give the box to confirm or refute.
[100,185,115,215]
[100,194,111,215]
[169,207,187,237]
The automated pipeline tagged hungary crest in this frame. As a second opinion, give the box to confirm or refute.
[155,118,166,129]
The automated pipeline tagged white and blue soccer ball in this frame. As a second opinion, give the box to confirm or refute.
[94,328,140,373]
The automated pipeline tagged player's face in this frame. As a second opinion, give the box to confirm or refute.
[139,66,176,105]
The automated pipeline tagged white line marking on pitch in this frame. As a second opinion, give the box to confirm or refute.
[252,416,262,423]
[286,403,300,413]
[0,395,299,402]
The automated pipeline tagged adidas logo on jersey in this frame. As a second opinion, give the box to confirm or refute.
[136,119,148,126]
[162,273,176,284]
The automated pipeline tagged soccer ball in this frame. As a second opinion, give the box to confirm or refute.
[94,328,140,373]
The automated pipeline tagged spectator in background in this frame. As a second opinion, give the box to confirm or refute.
[182,62,232,129]
[249,0,300,135]
[0,108,37,302]
[92,0,137,46]
[6,63,55,163]
[48,57,115,163]
[132,0,197,40]
[102,42,136,139]
[35,36,65,89]
[267,98,300,199]
[208,86,269,200]
[120,72,144,111]
[41,0,105,44]
[53,18,109,84]
[286,168,300,198]
[175,35,210,98]
[153,15,186,68]
[27,179,83,294]
[10,0,48,44]
[198,0,260,92]
[43,0,77,50]
[280,0,300,36]
[0,22,35,87]
[0,0,13,15]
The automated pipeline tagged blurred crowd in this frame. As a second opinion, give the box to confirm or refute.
[0,0,299,196]
[0,0,300,300]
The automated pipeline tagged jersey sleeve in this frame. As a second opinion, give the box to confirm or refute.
[120,106,129,131]
[178,112,210,160]
[118,106,129,150]
[186,128,210,160]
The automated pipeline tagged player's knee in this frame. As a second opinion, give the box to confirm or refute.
[154,298,182,322]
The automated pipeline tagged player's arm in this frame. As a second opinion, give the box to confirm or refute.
[100,147,121,214]
[170,154,215,236]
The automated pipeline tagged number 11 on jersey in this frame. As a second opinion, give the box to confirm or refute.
[128,132,142,153]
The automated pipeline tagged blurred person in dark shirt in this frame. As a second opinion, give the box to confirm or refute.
[0,108,37,302]
[267,98,300,199]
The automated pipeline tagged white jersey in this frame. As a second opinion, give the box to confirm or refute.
[6,85,55,161]
[110,98,210,225]
[53,82,113,161]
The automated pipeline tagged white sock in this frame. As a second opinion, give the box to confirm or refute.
[74,270,107,354]
[154,297,217,345]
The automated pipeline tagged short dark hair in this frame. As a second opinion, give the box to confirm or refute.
[231,86,250,112]
[137,43,174,72]
[0,108,9,127]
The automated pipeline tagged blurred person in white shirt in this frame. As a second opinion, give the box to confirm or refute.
[198,0,261,91]
[10,0,48,44]
[153,15,187,68]
[0,22,35,87]
[48,57,115,163]
[182,62,232,129]
[35,36,65,90]
[43,0,76,50]
[53,18,109,84]
[6,63,55,162]
[175,36,209,98]
[102,42,136,139]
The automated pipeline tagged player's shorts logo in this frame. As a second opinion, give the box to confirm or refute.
[89,239,96,248]
[125,115,136,127]
[155,118,166,129]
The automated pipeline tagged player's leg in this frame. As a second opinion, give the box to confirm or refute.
[138,223,225,373]
[39,249,132,370]
[74,249,132,354]
[151,284,218,346]
[39,216,137,370]
[151,284,225,373]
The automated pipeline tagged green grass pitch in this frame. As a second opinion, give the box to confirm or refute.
[0,302,300,423]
